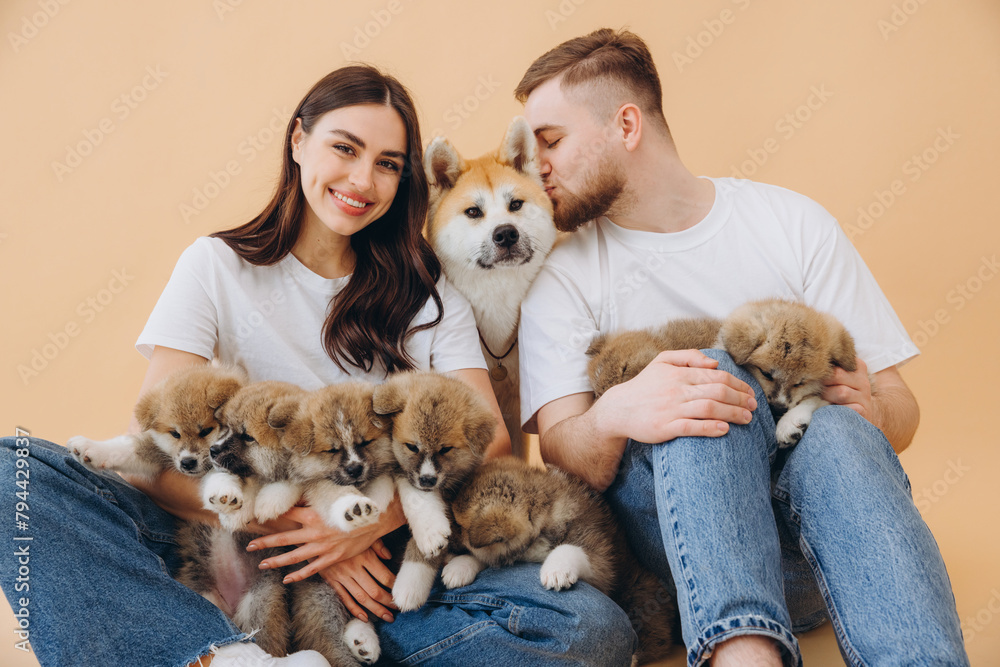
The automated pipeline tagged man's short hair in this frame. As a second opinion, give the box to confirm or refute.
[514,28,670,137]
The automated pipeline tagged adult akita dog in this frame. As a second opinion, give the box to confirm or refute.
[424,117,558,455]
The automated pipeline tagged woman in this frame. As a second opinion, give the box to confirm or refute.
[0,66,636,666]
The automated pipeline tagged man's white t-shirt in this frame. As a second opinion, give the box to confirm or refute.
[518,177,919,433]
[136,236,487,387]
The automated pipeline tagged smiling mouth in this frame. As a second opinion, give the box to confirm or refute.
[331,189,373,209]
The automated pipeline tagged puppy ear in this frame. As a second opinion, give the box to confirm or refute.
[721,317,766,366]
[133,386,161,431]
[267,396,300,430]
[585,333,607,358]
[498,116,540,182]
[206,375,244,411]
[424,137,465,193]
[282,411,314,455]
[464,407,497,456]
[828,319,858,372]
[372,377,407,417]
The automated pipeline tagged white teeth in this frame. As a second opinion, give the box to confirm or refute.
[333,191,368,208]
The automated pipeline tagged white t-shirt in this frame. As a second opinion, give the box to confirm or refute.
[136,236,487,387]
[518,177,919,433]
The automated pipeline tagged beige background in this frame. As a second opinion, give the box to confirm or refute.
[2,0,999,665]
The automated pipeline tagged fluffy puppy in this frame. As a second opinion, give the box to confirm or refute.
[719,299,863,447]
[424,117,558,454]
[199,380,307,531]
[586,299,865,447]
[445,457,679,664]
[279,381,398,665]
[371,371,496,611]
[68,364,246,480]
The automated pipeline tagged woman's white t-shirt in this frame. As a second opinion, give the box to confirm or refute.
[136,236,487,387]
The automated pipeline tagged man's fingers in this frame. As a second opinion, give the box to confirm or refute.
[678,399,753,425]
[664,419,731,439]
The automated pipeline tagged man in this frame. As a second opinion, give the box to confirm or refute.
[517,28,969,667]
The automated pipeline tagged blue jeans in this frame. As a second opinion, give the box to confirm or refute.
[606,349,969,667]
[0,436,636,667]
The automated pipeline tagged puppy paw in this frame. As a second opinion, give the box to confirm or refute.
[442,555,483,589]
[540,544,592,591]
[392,561,437,612]
[776,414,809,449]
[326,494,380,532]
[67,436,127,470]
[254,482,301,522]
[412,516,450,558]
[343,619,380,664]
[203,474,244,514]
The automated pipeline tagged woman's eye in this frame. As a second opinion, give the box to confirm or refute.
[465,207,483,219]
[333,143,355,156]
[170,430,181,439]
[198,427,213,438]
[406,443,419,453]
[508,199,523,212]
[378,160,401,173]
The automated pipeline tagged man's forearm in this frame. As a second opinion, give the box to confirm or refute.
[539,406,628,492]
[871,383,920,454]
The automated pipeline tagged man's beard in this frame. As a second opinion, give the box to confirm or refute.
[550,156,627,232]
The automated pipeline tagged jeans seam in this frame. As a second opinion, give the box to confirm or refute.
[400,619,498,664]
[795,534,868,667]
[426,592,506,608]
[654,446,703,631]
[690,614,801,667]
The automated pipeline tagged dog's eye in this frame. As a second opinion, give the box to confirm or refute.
[759,370,774,381]
[464,206,483,219]
[439,446,453,455]
[508,199,523,212]
[198,427,213,438]
[170,430,181,439]
[405,443,419,453]
[357,439,372,448]
[792,381,805,388]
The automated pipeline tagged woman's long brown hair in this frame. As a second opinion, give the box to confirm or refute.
[211,65,442,375]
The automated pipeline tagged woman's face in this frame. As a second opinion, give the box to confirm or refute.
[291,104,408,239]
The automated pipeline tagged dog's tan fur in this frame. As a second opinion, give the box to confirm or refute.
[372,371,495,611]
[587,298,868,447]
[447,457,679,664]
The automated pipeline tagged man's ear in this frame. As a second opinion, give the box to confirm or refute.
[721,318,766,366]
[497,116,541,183]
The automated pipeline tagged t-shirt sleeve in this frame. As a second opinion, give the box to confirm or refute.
[135,238,219,361]
[427,277,488,373]
[518,262,598,434]
[799,202,919,373]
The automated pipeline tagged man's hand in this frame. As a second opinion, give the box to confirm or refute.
[821,356,874,422]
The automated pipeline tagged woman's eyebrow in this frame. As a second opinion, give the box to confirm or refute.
[329,129,406,159]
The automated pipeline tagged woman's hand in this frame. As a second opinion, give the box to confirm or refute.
[314,542,399,623]
[246,495,406,582]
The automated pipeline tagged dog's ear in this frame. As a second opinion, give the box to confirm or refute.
[424,137,465,194]
[134,385,162,431]
[498,116,540,182]
[372,377,407,417]
[828,319,858,372]
[207,375,244,411]
[463,405,497,456]
[282,409,314,455]
[267,396,300,430]
[585,333,607,358]
[721,317,767,366]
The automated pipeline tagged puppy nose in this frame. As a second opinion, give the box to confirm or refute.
[770,404,788,419]
[418,475,438,489]
[180,458,198,472]
[345,462,363,479]
[492,224,519,248]
[209,444,224,458]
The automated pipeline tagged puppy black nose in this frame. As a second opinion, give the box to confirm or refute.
[770,404,788,419]
[492,224,519,248]
[418,475,438,489]
[345,462,363,479]
[180,458,198,472]
[209,444,224,458]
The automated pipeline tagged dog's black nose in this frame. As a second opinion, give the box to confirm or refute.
[492,224,519,248]
[770,404,788,420]
[209,444,224,458]
[345,462,363,479]
[418,475,438,489]
[180,458,198,472]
